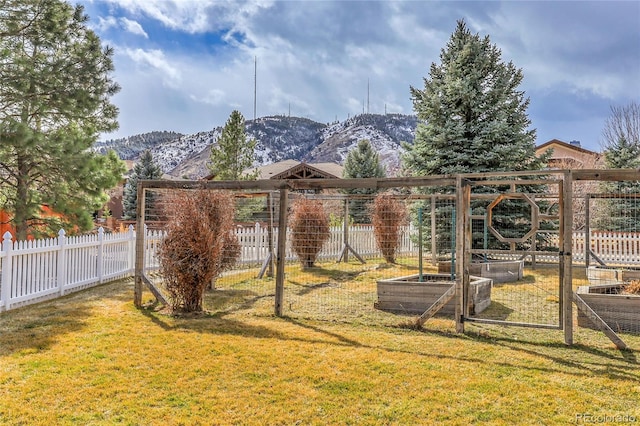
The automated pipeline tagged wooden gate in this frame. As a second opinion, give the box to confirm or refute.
[457,175,570,333]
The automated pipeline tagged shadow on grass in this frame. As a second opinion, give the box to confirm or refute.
[283,315,640,382]
[0,278,133,357]
[139,286,285,340]
[459,325,639,381]
[283,317,364,347]
[298,267,364,282]
[139,306,289,341]
[469,301,514,321]
[287,280,336,296]
[4,276,638,385]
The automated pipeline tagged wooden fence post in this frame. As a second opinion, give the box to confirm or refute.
[127,225,135,273]
[562,171,574,346]
[274,188,288,316]
[1,231,13,311]
[134,183,146,307]
[57,229,67,296]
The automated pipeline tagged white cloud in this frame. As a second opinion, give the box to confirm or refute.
[103,0,273,34]
[123,48,181,87]
[191,89,226,106]
[87,0,638,152]
[120,17,148,38]
[96,16,118,32]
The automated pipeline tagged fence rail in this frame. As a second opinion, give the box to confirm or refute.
[2,224,640,312]
[0,227,136,312]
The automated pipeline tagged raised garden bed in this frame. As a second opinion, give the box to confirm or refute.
[438,260,524,283]
[576,284,640,334]
[375,273,492,316]
[586,265,640,285]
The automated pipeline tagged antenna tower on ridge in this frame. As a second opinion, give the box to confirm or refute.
[367,78,370,114]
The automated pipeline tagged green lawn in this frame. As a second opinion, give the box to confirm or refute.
[1,269,639,425]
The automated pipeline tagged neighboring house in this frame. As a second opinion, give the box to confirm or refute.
[0,206,66,240]
[535,139,602,169]
[252,160,343,180]
[104,160,135,220]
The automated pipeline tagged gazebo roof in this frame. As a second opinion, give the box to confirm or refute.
[252,160,343,180]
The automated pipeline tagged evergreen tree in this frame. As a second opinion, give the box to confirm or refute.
[0,0,123,239]
[342,139,386,223]
[402,20,548,253]
[403,19,544,176]
[596,135,640,231]
[123,150,164,220]
[209,110,258,180]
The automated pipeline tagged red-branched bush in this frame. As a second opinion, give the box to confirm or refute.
[371,193,407,263]
[289,198,330,268]
[159,190,240,313]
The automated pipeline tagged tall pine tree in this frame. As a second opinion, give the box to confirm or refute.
[0,0,123,239]
[403,20,544,175]
[209,110,258,180]
[123,150,164,220]
[342,139,386,223]
[402,20,548,253]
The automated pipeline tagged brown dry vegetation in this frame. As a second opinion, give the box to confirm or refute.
[624,280,640,295]
[159,190,240,312]
[289,198,331,268]
[371,193,407,263]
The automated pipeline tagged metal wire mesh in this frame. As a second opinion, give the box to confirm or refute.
[576,180,640,334]
[135,173,640,335]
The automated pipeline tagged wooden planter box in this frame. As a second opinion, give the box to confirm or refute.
[376,274,492,316]
[586,266,640,285]
[438,260,524,283]
[577,284,640,334]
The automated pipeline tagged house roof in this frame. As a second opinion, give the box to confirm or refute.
[535,139,600,156]
[535,139,602,169]
[252,160,343,180]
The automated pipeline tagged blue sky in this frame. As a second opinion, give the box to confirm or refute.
[80,0,640,152]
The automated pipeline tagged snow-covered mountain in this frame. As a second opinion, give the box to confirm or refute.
[98,113,418,179]
[311,114,417,175]
[94,131,183,160]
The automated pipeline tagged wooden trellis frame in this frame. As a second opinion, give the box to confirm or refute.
[132,169,640,349]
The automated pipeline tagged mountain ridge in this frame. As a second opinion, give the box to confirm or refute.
[97,113,418,179]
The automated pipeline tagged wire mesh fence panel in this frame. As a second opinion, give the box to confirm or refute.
[279,191,458,325]
[464,179,562,328]
[133,170,640,343]
[576,178,640,334]
[138,188,279,312]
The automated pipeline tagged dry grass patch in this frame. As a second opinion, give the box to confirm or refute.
[0,273,639,425]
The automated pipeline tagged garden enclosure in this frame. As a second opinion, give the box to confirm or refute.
[134,169,640,348]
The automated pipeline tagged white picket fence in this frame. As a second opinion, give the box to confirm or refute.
[2,224,640,312]
[0,227,136,312]
[140,224,419,271]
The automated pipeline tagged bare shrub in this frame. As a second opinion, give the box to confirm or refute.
[289,198,330,268]
[371,193,407,263]
[159,190,240,313]
[623,280,640,295]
